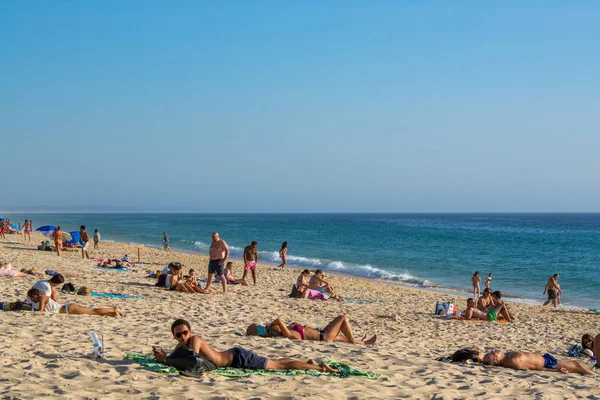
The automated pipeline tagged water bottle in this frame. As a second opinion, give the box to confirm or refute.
[89,331,103,357]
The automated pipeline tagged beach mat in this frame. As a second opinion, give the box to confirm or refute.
[91,292,143,300]
[124,354,382,379]
[338,297,376,304]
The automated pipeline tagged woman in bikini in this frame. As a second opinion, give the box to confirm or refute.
[26,288,123,317]
[246,315,377,345]
[277,241,287,269]
[53,226,63,257]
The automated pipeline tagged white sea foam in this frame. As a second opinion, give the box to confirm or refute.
[187,240,432,287]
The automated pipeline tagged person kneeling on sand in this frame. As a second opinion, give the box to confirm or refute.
[25,288,122,317]
[464,298,513,322]
[153,319,339,373]
[246,315,377,345]
[482,350,597,375]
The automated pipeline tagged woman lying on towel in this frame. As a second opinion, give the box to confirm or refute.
[246,315,377,345]
[25,288,123,317]
[0,263,36,278]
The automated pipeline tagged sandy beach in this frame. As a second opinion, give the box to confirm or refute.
[1,232,598,399]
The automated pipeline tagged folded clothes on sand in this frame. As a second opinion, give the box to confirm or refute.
[91,292,143,300]
[124,354,382,379]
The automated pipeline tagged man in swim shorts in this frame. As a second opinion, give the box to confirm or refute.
[204,232,229,293]
[80,225,90,259]
[543,273,562,308]
[242,241,259,285]
[152,319,338,373]
[482,350,596,375]
[464,298,513,322]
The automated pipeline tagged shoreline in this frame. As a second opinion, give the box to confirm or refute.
[1,232,599,398]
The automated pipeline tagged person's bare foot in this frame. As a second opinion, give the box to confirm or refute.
[364,334,377,345]
[319,362,339,373]
[114,307,123,317]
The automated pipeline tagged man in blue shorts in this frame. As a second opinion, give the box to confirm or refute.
[153,319,338,373]
[482,350,596,375]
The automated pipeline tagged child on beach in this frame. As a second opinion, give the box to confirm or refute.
[93,229,101,249]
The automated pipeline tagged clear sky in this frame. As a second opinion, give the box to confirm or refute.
[1,1,599,212]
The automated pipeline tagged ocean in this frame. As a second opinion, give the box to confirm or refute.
[3,213,599,309]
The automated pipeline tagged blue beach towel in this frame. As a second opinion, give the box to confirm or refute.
[91,292,143,300]
[93,266,131,272]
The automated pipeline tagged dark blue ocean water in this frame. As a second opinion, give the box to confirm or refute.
[3,213,599,308]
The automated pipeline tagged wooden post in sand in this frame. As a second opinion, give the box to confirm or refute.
[137,247,142,264]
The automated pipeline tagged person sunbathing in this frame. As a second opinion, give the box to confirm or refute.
[0,263,36,278]
[153,319,339,373]
[464,298,513,322]
[246,315,377,345]
[577,334,595,357]
[224,262,247,285]
[25,288,123,317]
[482,350,597,375]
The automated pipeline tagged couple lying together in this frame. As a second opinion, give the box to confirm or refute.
[153,319,342,375]
[3,274,122,317]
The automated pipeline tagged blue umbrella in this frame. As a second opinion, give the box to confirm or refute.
[68,231,81,245]
[9,223,19,230]
[36,225,57,232]
[0,216,4,220]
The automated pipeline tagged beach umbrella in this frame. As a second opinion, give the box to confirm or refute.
[36,225,57,232]
[0,216,4,220]
[49,231,72,242]
[9,223,19,230]
[68,231,81,245]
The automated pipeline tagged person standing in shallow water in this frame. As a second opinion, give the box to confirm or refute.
[163,232,172,252]
[472,271,481,298]
[484,273,493,290]
[277,242,288,269]
[543,273,562,308]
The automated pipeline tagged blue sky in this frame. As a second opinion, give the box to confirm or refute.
[1,1,599,212]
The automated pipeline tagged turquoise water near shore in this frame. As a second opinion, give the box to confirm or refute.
[3,213,599,309]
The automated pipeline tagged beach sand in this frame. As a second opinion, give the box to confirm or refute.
[1,233,598,399]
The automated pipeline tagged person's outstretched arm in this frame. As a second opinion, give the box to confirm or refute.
[271,318,297,339]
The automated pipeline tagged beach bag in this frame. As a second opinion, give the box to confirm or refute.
[156,274,168,287]
[435,301,457,316]
[289,285,303,298]
[165,346,217,375]
[61,283,77,294]
[77,287,92,296]
[451,349,481,363]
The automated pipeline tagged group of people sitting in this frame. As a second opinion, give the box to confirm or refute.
[463,288,514,322]
[291,269,337,300]
[154,261,249,294]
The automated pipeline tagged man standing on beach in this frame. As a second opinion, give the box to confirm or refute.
[80,225,90,259]
[543,273,562,307]
[242,241,259,286]
[22,219,32,242]
[204,232,229,293]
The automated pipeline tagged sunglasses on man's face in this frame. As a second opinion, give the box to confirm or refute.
[174,330,189,338]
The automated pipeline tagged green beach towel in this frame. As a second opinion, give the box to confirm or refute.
[124,354,382,379]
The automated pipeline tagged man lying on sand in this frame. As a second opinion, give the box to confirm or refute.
[153,319,338,373]
[25,288,123,317]
[464,298,513,322]
[247,315,377,345]
[482,350,597,375]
